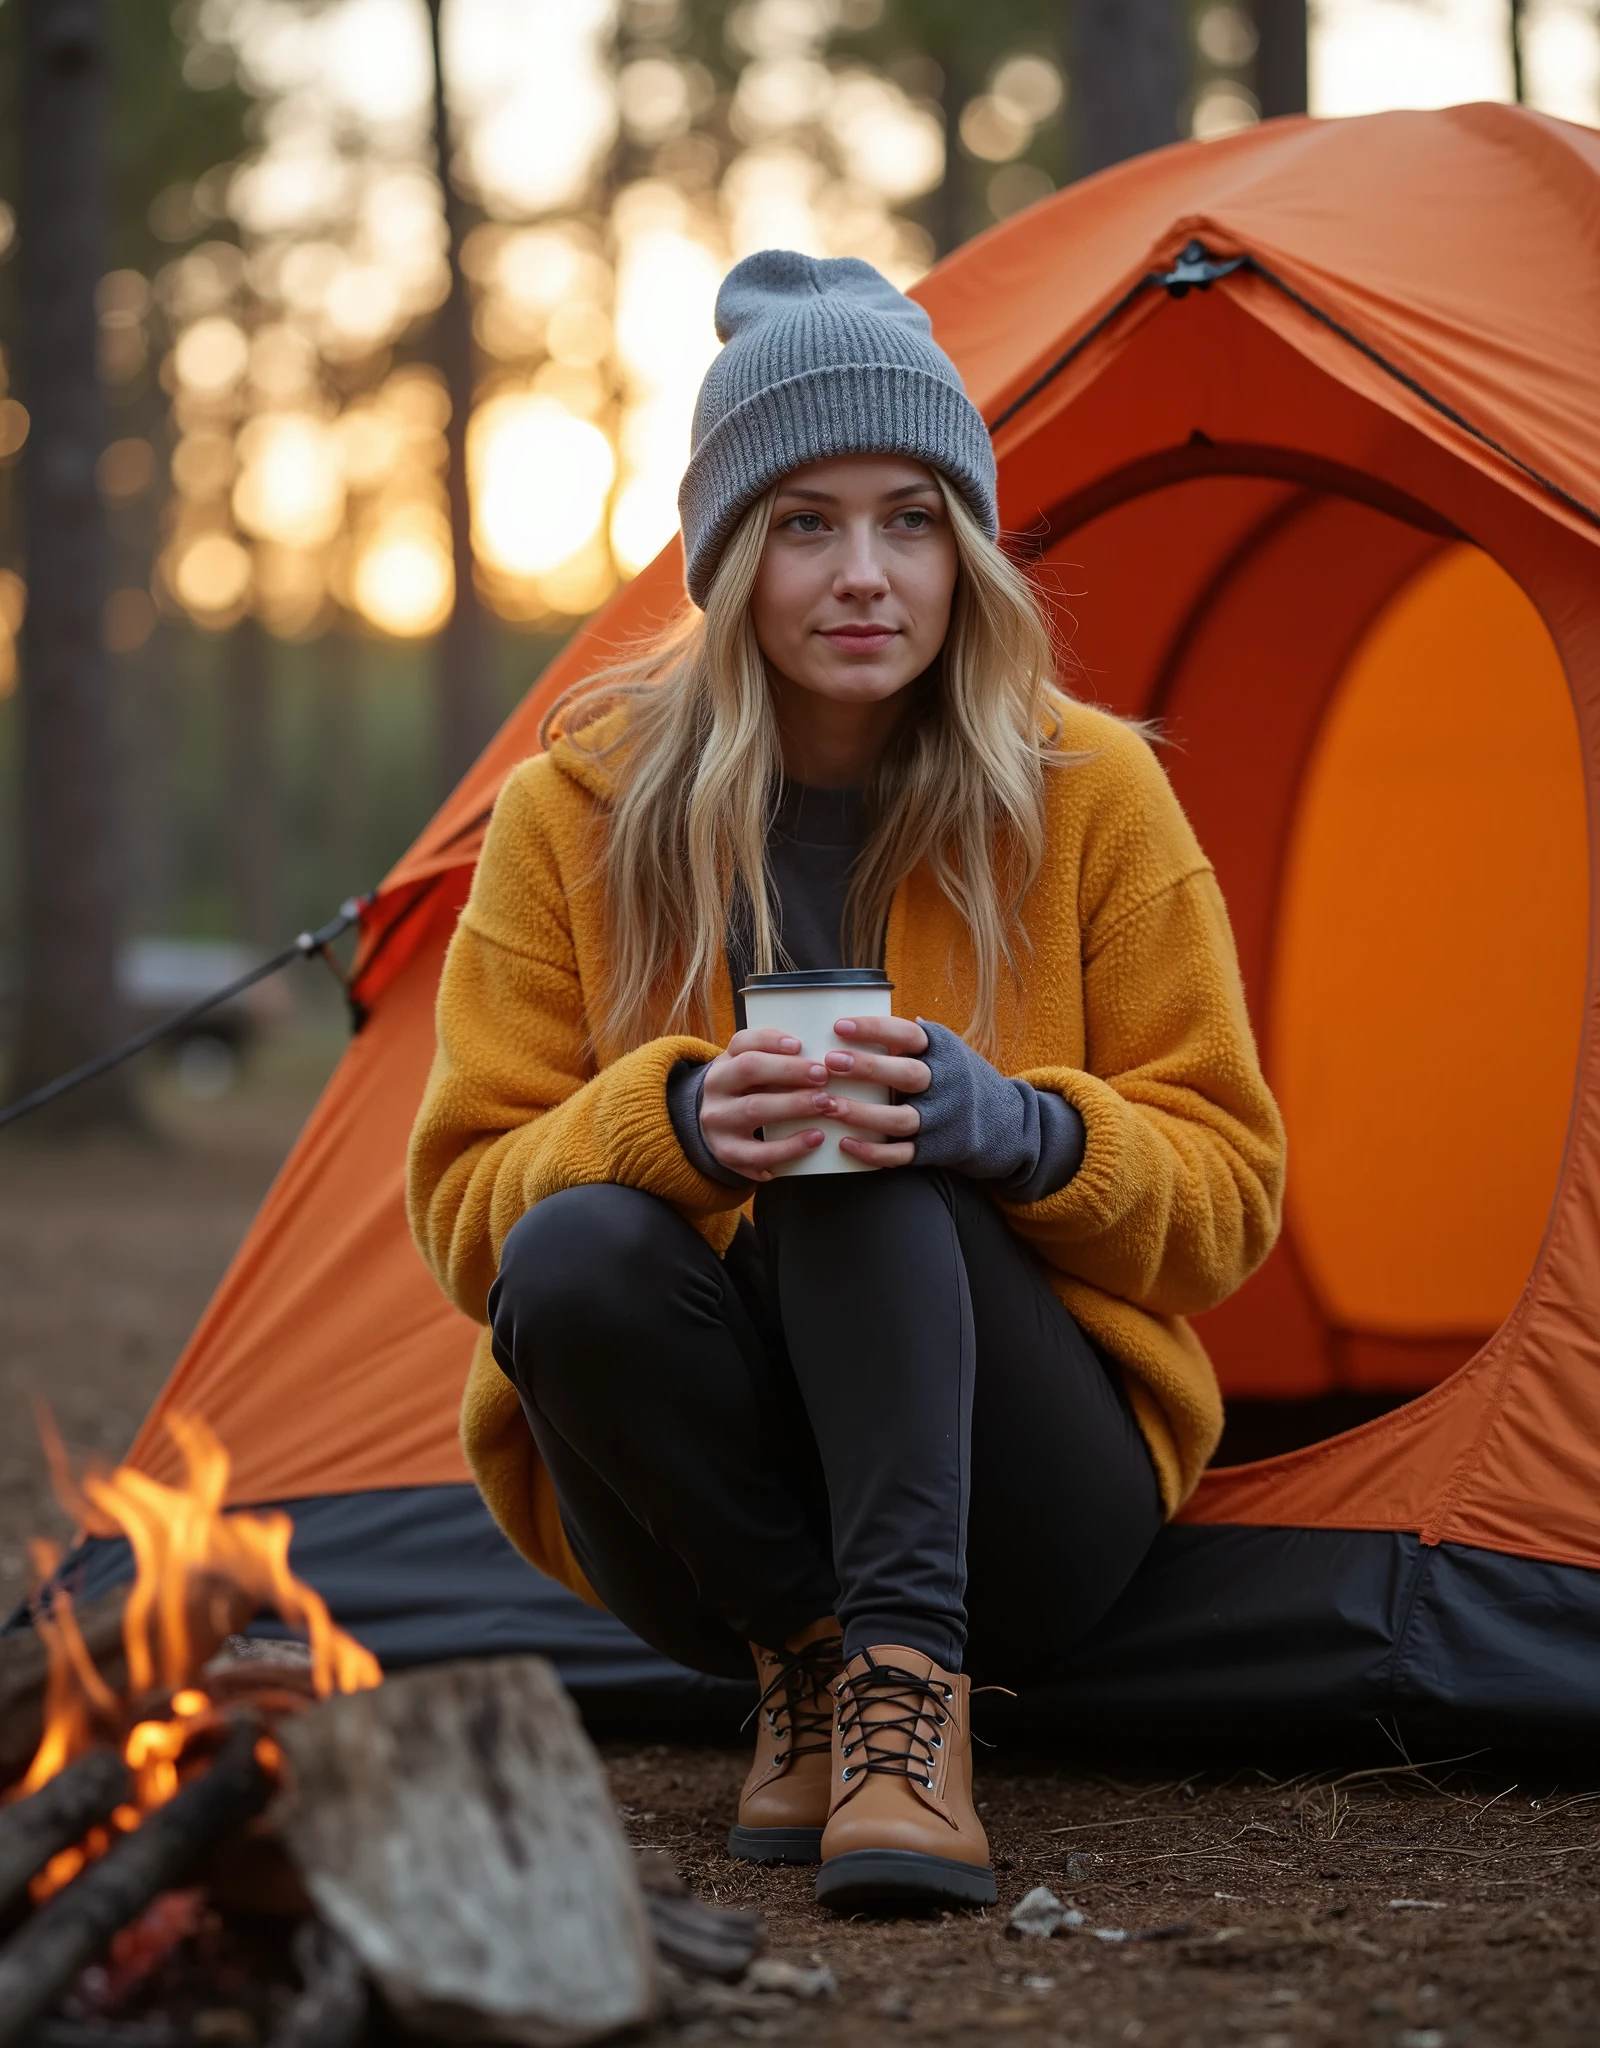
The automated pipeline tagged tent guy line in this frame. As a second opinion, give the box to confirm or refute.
[0,901,367,1133]
[988,239,1600,537]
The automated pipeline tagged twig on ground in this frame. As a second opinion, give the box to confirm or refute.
[1468,1784,1519,1827]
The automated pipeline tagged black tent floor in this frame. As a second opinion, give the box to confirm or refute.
[17,1483,1600,1749]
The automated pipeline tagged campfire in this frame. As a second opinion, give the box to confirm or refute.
[0,1417,762,2047]
[17,1412,379,1880]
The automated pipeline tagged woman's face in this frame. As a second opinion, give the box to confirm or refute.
[749,454,959,711]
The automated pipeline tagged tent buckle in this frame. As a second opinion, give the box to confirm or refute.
[1157,240,1248,298]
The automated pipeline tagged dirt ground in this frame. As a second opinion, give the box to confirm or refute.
[4,1032,1599,2047]
[610,1740,1600,2047]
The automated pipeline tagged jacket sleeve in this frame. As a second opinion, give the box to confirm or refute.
[1001,766,1286,1320]
[406,760,745,1324]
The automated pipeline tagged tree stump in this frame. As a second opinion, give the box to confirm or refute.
[274,1657,658,2047]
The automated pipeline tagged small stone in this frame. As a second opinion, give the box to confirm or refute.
[1007,1885,1085,1939]
[1064,1850,1099,1882]
[875,1989,914,2021]
[745,1957,837,1999]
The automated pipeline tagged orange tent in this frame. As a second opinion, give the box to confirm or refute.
[71,105,1600,1734]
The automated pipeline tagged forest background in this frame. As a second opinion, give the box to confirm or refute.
[0,0,1593,1118]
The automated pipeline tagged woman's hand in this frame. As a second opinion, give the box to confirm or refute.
[699,1029,836,1181]
[825,1014,929,1169]
[698,1017,930,1179]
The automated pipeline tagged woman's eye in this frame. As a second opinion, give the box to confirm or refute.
[895,508,932,531]
[785,511,825,533]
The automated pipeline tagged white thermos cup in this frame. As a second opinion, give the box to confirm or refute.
[739,968,895,1177]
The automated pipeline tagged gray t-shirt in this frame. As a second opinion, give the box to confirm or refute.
[670,780,1085,1201]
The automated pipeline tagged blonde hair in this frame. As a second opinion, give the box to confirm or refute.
[545,477,1074,1057]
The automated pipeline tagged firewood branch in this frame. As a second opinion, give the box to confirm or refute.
[0,1747,129,1922]
[0,1716,270,2048]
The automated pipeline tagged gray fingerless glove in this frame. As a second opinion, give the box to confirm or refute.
[912,1020,1085,1202]
[666,1058,750,1188]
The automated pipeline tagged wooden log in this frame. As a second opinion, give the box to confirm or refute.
[0,1746,129,1922]
[634,1853,763,1983]
[0,1716,270,2048]
[275,1656,659,2047]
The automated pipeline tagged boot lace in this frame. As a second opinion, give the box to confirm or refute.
[743,1632,843,1767]
[834,1652,953,1792]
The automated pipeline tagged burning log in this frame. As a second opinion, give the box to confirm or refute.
[275,1656,659,2046]
[0,1747,130,1923]
[0,1716,272,2048]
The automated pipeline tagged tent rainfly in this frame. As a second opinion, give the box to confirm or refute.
[49,104,1600,1742]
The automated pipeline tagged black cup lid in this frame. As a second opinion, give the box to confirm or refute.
[740,969,893,992]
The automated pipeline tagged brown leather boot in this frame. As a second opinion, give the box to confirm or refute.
[815,1644,996,1911]
[727,1617,843,1865]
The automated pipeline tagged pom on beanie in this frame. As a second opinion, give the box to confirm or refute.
[677,249,997,605]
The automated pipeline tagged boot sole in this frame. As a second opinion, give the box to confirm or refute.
[727,1823,824,1865]
[815,1848,998,1912]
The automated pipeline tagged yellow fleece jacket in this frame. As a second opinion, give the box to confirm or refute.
[407,698,1286,1602]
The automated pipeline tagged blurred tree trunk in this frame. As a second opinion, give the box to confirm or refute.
[320,623,366,905]
[1509,0,1526,102]
[425,0,491,796]
[1069,0,1186,177]
[224,616,280,949]
[929,43,976,257]
[10,0,133,1127]
[121,622,177,938]
[1253,0,1309,118]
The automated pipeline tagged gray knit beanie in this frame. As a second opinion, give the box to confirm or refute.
[678,250,997,606]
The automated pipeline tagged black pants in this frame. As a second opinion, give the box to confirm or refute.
[489,1170,1162,1681]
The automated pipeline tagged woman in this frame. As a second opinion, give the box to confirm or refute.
[409,251,1286,1914]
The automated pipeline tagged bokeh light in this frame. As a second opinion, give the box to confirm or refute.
[0,570,25,699]
[173,316,250,397]
[171,533,252,623]
[233,412,346,547]
[471,394,616,579]
[352,506,453,638]
[0,401,31,463]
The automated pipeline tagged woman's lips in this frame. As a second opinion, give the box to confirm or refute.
[820,624,896,650]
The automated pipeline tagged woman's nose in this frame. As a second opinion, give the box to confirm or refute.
[832,526,890,597]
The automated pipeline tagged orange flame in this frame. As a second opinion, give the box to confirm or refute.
[14,1410,380,1854]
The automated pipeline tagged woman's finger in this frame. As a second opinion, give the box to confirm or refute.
[724,1027,804,1059]
[820,1048,931,1095]
[832,1015,929,1056]
[838,1134,917,1168]
[703,1088,834,1135]
[817,1096,920,1137]
[704,1051,827,1101]
[711,1127,826,1179]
